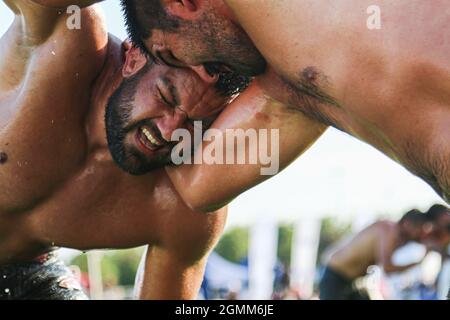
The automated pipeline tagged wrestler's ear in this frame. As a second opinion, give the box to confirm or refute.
[122,46,147,78]
[164,0,202,20]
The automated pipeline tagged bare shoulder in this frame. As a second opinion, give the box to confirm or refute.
[0,3,107,90]
[374,220,396,235]
[3,1,107,46]
[223,0,282,30]
[42,4,108,48]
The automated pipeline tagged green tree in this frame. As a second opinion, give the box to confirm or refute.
[215,227,249,263]
[318,217,352,263]
[277,224,294,265]
[214,224,294,266]
[70,247,145,287]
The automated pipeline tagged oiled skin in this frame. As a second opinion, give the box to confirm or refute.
[0,0,227,299]
[323,221,421,279]
[166,0,449,208]
[224,0,450,201]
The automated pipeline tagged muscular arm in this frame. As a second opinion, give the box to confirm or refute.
[378,226,423,274]
[135,246,209,299]
[135,207,227,300]
[383,260,422,274]
[1,0,106,90]
[166,74,327,212]
[3,0,104,42]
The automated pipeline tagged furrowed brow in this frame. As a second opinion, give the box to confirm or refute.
[162,77,180,106]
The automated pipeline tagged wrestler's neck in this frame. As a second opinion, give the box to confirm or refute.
[86,36,125,148]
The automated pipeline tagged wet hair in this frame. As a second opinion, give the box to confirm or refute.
[426,204,449,222]
[212,67,252,97]
[120,0,180,57]
[399,209,426,226]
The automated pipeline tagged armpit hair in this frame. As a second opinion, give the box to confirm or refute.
[403,139,450,203]
[281,66,343,130]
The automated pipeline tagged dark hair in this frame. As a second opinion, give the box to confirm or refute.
[120,0,251,96]
[120,0,180,57]
[426,204,449,221]
[399,209,426,225]
[105,62,150,174]
[214,69,252,97]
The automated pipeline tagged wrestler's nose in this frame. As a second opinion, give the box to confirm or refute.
[158,109,188,142]
[190,65,218,84]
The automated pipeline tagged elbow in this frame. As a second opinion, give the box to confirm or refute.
[186,198,228,214]
[382,264,397,274]
[178,189,230,213]
[383,268,395,275]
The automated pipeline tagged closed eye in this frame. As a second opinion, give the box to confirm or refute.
[157,87,173,107]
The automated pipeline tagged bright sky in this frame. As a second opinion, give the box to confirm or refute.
[0,2,445,227]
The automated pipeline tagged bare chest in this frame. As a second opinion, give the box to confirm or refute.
[0,155,180,262]
[0,67,92,214]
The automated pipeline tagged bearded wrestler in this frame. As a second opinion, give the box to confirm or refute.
[0,0,249,299]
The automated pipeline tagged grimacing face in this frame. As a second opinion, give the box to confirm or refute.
[105,63,229,175]
[145,9,267,77]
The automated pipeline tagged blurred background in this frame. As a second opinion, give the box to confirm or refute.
[0,1,448,300]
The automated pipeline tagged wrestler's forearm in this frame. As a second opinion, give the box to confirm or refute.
[136,206,226,299]
[383,262,421,274]
[136,247,208,300]
[166,79,327,212]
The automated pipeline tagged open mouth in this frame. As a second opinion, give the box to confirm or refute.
[136,125,165,153]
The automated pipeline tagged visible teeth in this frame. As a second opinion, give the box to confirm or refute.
[141,128,161,146]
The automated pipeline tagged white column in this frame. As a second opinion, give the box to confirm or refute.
[437,252,450,300]
[87,250,104,300]
[290,218,321,299]
[248,219,278,299]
